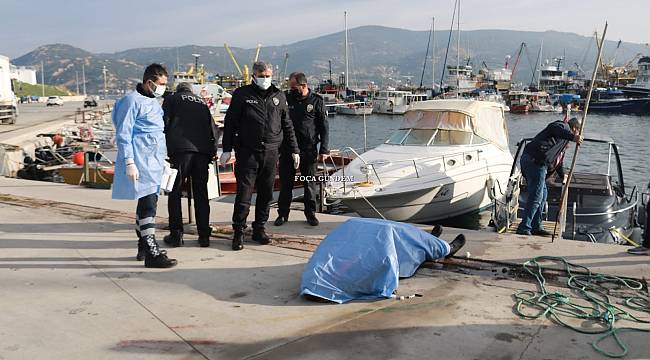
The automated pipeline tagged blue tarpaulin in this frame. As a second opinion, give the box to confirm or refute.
[300,218,450,304]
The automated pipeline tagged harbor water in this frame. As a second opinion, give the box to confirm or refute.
[328,111,650,228]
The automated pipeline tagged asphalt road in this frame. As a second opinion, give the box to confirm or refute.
[0,101,112,135]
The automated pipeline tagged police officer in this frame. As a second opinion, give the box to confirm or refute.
[220,61,300,251]
[112,63,177,268]
[275,72,329,227]
[162,83,219,248]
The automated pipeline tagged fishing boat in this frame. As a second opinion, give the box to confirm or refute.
[373,90,427,115]
[492,134,639,244]
[336,102,373,116]
[586,88,650,115]
[622,56,650,97]
[325,99,514,223]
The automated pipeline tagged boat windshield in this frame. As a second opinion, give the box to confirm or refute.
[403,129,436,145]
[385,129,410,144]
[385,129,477,146]
[430,130,472,145]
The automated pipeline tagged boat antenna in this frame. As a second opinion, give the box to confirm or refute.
[439,0,458,92]
[420,17,434,89]
[552,22,608,242]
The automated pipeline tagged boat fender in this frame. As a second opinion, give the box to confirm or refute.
[486,176,495,200]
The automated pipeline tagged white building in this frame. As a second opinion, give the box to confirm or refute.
[10,65,37,85]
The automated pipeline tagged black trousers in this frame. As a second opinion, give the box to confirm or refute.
[232,147,279,230]
[168,152,212,237]
[277,150,318,217]
[136,193,160,256]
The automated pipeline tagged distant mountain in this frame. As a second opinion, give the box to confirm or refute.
[11,26,649,95]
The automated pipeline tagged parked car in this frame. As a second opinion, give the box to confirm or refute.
[30,95,40,102]
[84,96,98,108]
[46,96,63,106]
[20,96,30,103]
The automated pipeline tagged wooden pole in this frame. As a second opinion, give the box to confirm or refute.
[552,22,608,242]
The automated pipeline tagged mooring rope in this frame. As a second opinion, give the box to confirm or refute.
[513,256,650,358]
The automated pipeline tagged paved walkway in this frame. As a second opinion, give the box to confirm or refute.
[0,177,648,359]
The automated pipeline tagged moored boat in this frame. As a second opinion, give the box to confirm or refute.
[325,99,514,223]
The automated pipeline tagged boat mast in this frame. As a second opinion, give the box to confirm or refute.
[344,11,349,91]
[537,40,543,89]
[432,17,436,93]
[456,0,461,98]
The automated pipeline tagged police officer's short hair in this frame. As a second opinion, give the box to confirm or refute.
[568,117,581,130]
[252,61,273,74]
[176,82,193,93]
[289,72,308,85]
[143,63,168,83]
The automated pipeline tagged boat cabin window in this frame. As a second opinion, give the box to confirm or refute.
[403,129,436,145]
[430,130,472,145]
[385,129,410,145]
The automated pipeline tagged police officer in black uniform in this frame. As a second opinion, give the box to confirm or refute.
[162,82,219,247]
[275,72,329,227]
[220,61,300,251]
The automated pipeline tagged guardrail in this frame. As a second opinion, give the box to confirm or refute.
[75,104,113,123]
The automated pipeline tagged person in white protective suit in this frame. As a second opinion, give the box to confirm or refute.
[112,63,177,268]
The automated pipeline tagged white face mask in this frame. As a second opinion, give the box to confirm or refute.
[151,82,166,97]
[254,76,272,90]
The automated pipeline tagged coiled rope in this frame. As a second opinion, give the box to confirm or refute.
[513,256,650,358]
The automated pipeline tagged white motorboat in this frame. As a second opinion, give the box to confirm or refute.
[373,90,428,115]
[325,99,514,223]
[336,102,373,116]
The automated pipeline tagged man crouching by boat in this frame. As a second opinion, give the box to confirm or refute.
[516,117,583,236]
[112,63,177,268]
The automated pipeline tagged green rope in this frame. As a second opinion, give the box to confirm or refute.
[513,256,650,358]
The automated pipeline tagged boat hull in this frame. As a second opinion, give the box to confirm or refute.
[588,98,650,115]
[340,180,492,223]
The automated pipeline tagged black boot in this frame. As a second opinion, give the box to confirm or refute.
[274,215,288,226]
[431,224,443,238]
[163,230,184,247]
[252,227,271,245]
[305,213,319,226]
[136,237,146,261]
[145,250,178,268]
[445,234,466,258]
[198,235,210,248]
[142,235,177,268]
[232,228,244,251]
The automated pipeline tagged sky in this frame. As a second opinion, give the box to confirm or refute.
[2,0,648,58]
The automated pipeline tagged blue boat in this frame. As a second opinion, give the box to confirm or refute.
[588,88,650,115]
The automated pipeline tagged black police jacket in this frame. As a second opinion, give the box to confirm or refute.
[283,89,329,155]
[162,90,219,156]
[222,84,299,153]
[524,120,575,169]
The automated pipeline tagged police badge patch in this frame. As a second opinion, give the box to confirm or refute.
[273,97,280,106]
[307,104,314,112]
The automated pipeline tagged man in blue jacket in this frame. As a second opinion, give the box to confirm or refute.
[112,64,177,268]
[516,117,583,236]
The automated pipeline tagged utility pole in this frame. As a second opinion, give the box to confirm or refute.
[75,71,79,94]
[81,62,87,96]
[40,61,45,97]
[102,65,108,98]
[192,53,201,84]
